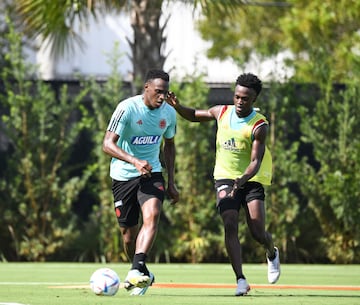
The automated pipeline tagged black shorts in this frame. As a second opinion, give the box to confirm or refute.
[214,179,265,215]
[112,172,165,227]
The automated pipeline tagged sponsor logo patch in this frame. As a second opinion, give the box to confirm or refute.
[222,138,245,152]
[131,135,161,145]
[217,185,229,192]
[114,200,123,207]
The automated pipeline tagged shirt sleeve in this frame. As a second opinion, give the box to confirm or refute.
[163,107,177,139]
[107,102,129,135]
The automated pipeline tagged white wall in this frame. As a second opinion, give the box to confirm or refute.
[32,1,292,83]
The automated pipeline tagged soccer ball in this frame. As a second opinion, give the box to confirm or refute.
[89,268,120,296]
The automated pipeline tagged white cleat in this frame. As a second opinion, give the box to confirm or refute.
[235,278,250,296]
[130,272,155,296]
[124,269,151,290]
[267,246,281,284]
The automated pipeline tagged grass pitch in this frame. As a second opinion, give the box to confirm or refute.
[0,263,359,305]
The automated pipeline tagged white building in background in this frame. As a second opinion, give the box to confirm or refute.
[28,2,292,83]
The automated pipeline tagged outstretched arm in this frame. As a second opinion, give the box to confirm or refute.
[166,91,219,122]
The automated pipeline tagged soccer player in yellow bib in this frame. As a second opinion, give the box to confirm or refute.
[166,73,280,296]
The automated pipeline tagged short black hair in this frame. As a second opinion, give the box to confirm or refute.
[236,73,262,96]
[145,69,170,82]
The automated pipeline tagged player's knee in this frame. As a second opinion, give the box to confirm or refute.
[224,221,238,235]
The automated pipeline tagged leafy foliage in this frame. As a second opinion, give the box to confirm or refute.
[0,18,90,261]
[14,0,127,58]
[279,0,360,83]
[299,84,360,262]
[257,83,323,262]
[1,1,360,264]
[197,1,288,67]
[197,0,360,83]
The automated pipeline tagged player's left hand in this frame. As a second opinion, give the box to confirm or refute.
[166,183,179,205]
[229,177,245,198]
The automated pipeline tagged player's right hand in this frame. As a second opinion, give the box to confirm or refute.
[134,159,152,177]
[166,91,178,107]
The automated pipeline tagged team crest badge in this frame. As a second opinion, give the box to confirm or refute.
[159,119,166,129]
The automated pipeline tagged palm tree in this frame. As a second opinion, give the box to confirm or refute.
[14,0,244,85]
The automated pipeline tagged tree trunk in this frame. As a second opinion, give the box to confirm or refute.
[128,0,168,93]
